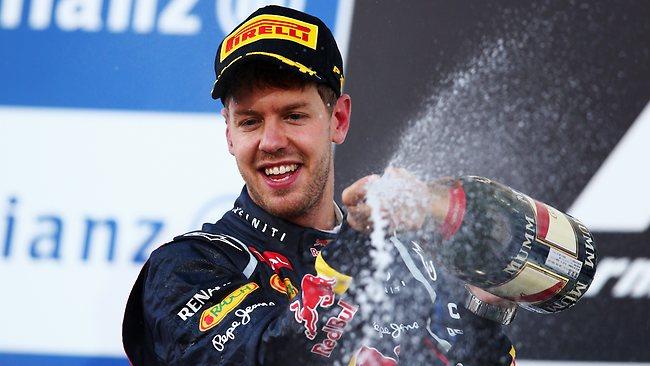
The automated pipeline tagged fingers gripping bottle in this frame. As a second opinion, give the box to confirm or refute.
[428,176,597,313]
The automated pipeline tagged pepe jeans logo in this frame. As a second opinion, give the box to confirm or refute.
[199,282,259,332]
[212,301,275,352]
[220,14,318,61]
[372,321,419,339]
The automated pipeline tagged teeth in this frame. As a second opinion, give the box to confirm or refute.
[265,164,298,176]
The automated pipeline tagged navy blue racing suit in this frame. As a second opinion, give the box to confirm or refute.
[123,187,516,365]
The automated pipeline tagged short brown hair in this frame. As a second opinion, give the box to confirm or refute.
[220,60,338,115]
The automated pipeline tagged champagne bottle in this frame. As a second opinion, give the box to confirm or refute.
[428,176,597,314]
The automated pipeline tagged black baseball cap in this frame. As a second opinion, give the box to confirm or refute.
[210,5,344,100]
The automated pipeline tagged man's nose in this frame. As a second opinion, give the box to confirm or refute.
[259,120,288,153]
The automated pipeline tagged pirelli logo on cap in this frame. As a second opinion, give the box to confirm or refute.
[220,14,319,62]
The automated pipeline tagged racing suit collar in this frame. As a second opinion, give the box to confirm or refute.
[208,186,340,257]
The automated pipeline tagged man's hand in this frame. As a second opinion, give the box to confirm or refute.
[342,174,379,233]
[342,168,431,233]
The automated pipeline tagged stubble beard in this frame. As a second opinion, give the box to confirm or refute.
[245,149,332,221]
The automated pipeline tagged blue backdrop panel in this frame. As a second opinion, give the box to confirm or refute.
[0,0,341,112]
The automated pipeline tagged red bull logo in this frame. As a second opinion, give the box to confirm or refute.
[310,299,357,358]
[289,274,336,339]
[350,346,398,366]
[310,238,331,257]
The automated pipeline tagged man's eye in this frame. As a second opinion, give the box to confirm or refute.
[287,113,304,121]
[240,119,258,127]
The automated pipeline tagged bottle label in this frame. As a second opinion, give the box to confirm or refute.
[526,197,578,257]
[490,261,567,303]
[545,248,583,280]
[496,192,587,308]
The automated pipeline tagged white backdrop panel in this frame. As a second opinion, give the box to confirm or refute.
[0,107,243,356]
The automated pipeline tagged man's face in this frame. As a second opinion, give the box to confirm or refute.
[223,84,350,223]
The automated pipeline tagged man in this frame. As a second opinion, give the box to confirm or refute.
[123,5,517,365]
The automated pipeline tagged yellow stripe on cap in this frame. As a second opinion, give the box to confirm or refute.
[215,51,319,87]
[315,252,352,295]
[246,51,318,76]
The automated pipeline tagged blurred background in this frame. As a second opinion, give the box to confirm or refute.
[1,0,648,364]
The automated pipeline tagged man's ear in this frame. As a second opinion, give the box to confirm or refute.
[330,94,351,144]
[222,107,235,156]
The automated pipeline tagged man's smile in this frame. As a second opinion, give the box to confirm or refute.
[258,162,303,189]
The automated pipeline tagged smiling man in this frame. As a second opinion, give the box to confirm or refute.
[222,64,349,229]
[122,5,517,365]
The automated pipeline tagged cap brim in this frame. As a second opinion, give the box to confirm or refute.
[211,52,323,100]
